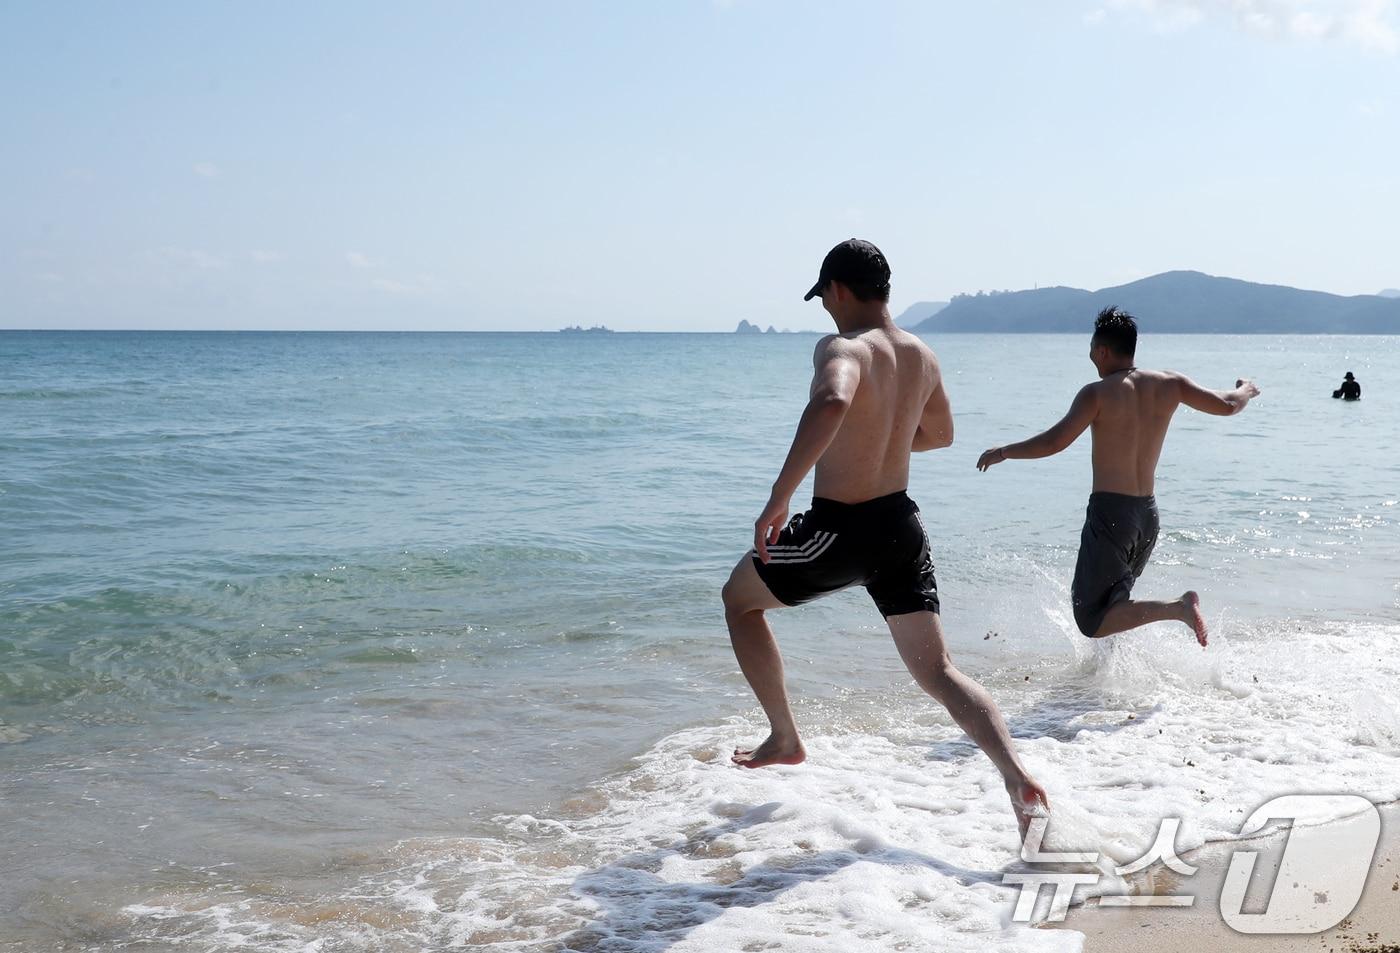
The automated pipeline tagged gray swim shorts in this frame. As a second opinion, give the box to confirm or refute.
[1071,492,1160,636]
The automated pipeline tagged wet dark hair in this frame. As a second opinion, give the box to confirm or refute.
[842,279,891,303]
[1092,306,1137,358]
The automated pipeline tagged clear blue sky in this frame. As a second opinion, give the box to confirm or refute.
[3,1,1397,331]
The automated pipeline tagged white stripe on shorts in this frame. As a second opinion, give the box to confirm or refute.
[765,532,839,564]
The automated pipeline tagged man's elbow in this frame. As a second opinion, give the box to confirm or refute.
[1189,400,1232,417]
[813,392,853,417]
[913,426,953,451]
[1041,430,1074,456]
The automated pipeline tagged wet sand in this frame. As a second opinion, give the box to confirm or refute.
[1055,802,1400,953]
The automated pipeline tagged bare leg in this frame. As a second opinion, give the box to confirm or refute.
[887,611,1049,837]
[722,557,806,768]
[1094,590,1207,646]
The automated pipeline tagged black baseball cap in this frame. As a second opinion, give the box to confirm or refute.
[803,238,891,301]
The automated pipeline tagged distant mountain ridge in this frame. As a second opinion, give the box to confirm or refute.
[893,300,949,329]
[912,271,1400,334]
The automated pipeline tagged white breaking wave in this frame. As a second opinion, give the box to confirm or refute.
[121,618,1400,952]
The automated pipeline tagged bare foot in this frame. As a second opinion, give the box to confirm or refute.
[1181,591,1208,647]
[731,734,806,769]
[1007,777,1051,843]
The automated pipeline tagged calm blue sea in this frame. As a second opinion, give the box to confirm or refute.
[3,330,1397,951]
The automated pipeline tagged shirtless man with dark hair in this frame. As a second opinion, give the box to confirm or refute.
[721,239,1049,834]
[977,306,1260,646]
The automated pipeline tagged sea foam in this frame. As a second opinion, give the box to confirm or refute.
[122,619,1400,952]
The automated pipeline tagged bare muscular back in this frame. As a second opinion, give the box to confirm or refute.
[1087,369,1182,496]
[979,364,1256,495]
[811,328,939,503]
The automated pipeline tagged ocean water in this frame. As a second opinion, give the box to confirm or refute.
[2,330,1397,952]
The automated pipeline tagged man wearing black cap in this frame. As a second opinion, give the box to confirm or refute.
[720,239,1049,834]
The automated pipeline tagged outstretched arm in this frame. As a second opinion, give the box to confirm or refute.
[977,384,1098,471]
[753,337,859,561]
[1177,376,1259,416]
[912,357,953,451]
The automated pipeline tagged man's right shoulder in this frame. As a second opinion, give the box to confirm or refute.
[815,332,866,355]
[1078,379,1104,402]
[811,333,861,369]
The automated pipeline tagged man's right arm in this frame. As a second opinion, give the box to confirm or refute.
[1177,375,1260,416]
[977,384,1098,471]
[752,336,860,560]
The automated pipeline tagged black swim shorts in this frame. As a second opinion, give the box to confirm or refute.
[751,490,940,618]
[1071,491,1160,636]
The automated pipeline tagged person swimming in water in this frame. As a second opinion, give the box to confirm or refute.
[1333,372,1361,401]
[976,306,1259,647]
[720,239,1049,835]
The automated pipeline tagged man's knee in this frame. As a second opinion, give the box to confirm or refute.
[916,653,958,696]
[723,554,789,620]
[1076,580,1131,637]
[721,576,743,615]
[721,569,760,618]
[1073,595,1107,637]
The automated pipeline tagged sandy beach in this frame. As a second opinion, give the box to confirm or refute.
[1058,801,1400,953]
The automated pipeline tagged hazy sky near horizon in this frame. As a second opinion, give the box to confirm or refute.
[4,1,1398,331]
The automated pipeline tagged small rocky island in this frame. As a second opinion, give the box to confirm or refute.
[735,320,790,334]
[559,325,614,333]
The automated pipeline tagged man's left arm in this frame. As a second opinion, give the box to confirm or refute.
[753,338,859,561]
[977,384,1098,472]
[912,357,953,452]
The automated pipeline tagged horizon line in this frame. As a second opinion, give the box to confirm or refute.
[5,328,1400,336]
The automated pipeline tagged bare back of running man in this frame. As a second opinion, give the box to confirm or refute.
[721,239,1049,835]
[977,306,1260,645]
